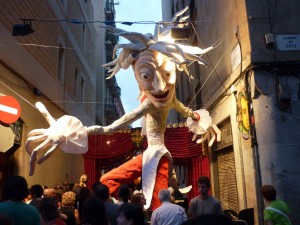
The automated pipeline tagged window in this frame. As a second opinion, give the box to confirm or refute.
[60,0,67,10]
[75,69,85,104]
[75,68,79,99]
[82,23,87,51]
[57,42,65,83]
[80,76,85,104]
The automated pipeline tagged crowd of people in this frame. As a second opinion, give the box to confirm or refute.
[0,174,292,225]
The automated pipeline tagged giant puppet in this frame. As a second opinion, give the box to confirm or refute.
[25,7,221,210]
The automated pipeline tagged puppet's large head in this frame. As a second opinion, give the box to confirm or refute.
[133,50,176,108]
[102,7,213,108]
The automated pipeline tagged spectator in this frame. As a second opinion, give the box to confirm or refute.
[39,197,66,225]
[55,187,64,208]
[44,188,56,198]
[73,174,91,212]
[151,189,187,225]
[80,196,109,225]
[181,214,232,225]
[77,187,93,220]
[117,203,145,225]
[117,184,130,205]
[188,176,223,218]
[29,184,44,209]
[0,176,41,225]
[131,192,146,208]
[63,181,70,193]
[262,185,292,225]
[131,192,150,223]
[79,174,89,188]
[0,215,12,225]
[92,181,102,192]
[94,183,120,225]
[59,191,80,225]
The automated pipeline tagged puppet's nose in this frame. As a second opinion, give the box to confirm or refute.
[152,73,166,92]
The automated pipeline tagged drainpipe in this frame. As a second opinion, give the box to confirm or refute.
[245,70,264,225]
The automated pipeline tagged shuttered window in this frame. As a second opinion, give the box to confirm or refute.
[217,147,239,213]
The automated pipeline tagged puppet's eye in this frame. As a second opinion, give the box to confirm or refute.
[165,73,171,78]
[141,72,149,80]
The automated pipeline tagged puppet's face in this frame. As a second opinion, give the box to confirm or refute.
[133,50,176,108]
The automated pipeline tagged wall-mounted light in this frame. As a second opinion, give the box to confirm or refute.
[33,88,42,96]
[171,27,190,40]
[12,19,34,36]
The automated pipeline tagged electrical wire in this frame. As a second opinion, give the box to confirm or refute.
[188,46,228,108]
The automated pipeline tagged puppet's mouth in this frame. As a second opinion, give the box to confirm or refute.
[150,90,169,100]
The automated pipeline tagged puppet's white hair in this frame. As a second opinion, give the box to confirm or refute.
[102,6,212,79]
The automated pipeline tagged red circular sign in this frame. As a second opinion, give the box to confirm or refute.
[0,96,21,124]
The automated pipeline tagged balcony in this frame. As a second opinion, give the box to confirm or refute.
[104,100,119,120]
[105,0,115,21]
[106,77,121,96]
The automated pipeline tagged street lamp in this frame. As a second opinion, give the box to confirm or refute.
[12,19,34,36]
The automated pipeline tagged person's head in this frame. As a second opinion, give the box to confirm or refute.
[43,188,56,198]
[62,191,76,207]
[54,184,63,190]
[92,181,103,192]
[117,203,145,225]
[39,197,60,222]
[94,183,110,201]
[80,174,88,187]
[55,188,63,204]
[118,184,130,203]
[29,184,44,198]
[158,189,171,203]
[78,186,92,201]
[181,214,232,225]
[81,196,109,225]
[197,176,211,197]
[131,193,146,208]
[132,50,176,108]
[62,180,69,189]
[262,185,277,201]
[2,176,29,201]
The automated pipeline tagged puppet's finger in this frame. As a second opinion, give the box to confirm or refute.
[35,102,56,125]
[192,133,198,142]
[25,135,47,155]
[213,124,221,142]
[37,144,59,164]
[208,128,216,147]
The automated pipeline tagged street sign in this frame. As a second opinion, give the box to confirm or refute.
[0,96,21,124]
[0,124,15,152]
[276,34,300,51]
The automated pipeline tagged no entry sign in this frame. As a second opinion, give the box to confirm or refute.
[0,96,21,124]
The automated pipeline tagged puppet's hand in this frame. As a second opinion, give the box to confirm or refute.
[25,102,87,176]
[186,109,221,147]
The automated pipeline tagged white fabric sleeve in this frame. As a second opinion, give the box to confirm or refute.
[45,115,88,154]
[186,109,212,135]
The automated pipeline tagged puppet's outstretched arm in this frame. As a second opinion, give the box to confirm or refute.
[26,101,149,176]
[87,101,147,134]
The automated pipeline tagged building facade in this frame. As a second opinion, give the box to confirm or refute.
[163,0,300,224]
[95,0,125,126]
[0,0,104,188]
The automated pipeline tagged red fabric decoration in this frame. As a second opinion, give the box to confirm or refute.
[84,126,210,201]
